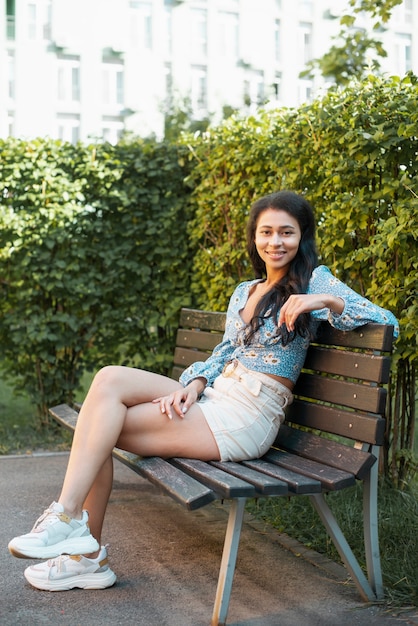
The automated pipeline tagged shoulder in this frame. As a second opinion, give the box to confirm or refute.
[228,279,261,309]
[309,265,335,287]
[232,279,260,296]
[311,265,332,279]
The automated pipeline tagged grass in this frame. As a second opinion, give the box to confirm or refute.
[247,482,418,609]
[0,376,73,455]
[1,371,417,610]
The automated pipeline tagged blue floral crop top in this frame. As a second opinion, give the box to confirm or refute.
[179,265,399,388]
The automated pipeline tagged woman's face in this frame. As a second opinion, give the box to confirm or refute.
[254,208,302,278]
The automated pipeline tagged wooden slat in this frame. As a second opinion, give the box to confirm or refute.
[49,403,79,431]
[274,424,376,480]
[179,308,226,332]
[210,461,289,496]
[314,321,394,352]
[173,346,212,369]
[264,449,357,491]
[293,372,387,414]
[171,365,186,381]
[176,328,222,351]
[170,458,256,498]
[242,458,322,494]
[49,404,215,511]
[114,451,215,511]
[285,400,386,445]
[303,346,391,383]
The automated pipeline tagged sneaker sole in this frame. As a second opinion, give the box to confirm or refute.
[8,535,100,560]
[24,568,117,591]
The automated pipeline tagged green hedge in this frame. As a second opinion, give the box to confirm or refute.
[0,137,192,420]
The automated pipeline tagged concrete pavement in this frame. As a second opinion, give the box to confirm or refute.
[1,453,417,626]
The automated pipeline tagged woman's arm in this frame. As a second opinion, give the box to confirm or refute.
[279,266,399,336]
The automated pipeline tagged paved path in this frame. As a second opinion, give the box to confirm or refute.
[1,453,417,626]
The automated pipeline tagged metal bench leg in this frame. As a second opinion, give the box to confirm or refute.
[309,492,376,601]
[211,497,246,626]
[363,447,384,599]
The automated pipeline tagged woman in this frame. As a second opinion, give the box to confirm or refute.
[8,190,398,591]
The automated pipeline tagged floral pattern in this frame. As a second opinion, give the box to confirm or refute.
[180,265,399,387]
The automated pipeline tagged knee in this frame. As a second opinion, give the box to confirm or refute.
[92,365,123,391]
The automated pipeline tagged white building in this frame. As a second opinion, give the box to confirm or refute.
[0,0,416,143]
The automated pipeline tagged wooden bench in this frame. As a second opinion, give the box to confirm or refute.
[49,308,394,626]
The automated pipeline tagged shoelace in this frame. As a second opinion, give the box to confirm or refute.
[32,506,61,531]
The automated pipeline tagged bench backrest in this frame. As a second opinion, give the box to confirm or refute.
[173,308,394,480]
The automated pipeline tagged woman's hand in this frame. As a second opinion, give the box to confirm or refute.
[152,378,206,419]
[279,294,344,332]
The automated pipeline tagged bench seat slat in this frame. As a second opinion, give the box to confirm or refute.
[113,451,216,511]
[275,424,376,479]
[242,459,322,494]
[286,400,385,445]
[210,461,289,496]
[264,449,356,491]
[170,458,256,498]
[294,372,387,414]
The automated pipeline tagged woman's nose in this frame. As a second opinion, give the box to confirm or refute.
[270,232,282,245]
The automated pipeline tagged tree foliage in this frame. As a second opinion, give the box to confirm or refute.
[303,0,403,84]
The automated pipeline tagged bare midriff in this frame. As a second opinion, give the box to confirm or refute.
[263,372,294,391]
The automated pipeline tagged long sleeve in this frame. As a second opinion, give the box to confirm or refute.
[308,266,399,337]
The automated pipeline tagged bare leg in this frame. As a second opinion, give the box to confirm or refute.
[82,456,113,549]
[57,366,219,547]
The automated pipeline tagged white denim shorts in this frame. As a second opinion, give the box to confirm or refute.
[198,359,293,462]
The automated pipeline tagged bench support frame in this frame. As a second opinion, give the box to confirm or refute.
[211,498,246,626]
[309,446,383,602]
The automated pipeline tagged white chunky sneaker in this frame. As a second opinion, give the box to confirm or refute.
[24,545,117,591]
[8,501,99,559]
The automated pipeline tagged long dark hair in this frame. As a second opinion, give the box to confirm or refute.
[245,190,318,343]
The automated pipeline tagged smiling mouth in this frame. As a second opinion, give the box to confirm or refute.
[267,251,285,258]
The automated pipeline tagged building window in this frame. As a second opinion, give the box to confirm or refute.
[7,51,15,100]
[274,19,281,63]
[102,61,124,108]
[57,114,80,144]
[298,78,313,104]
[57,57,81,103]
[102,117,124,144]
[393,0,413,24]
[6,0,15,40]
[129,1,153,50]
[191,8,207,58]
[244,70,265,109]
[7,112,14,137]
[191,65,207,113]
[164,62,173,106]
[271,72,282,102]
[163,1,173,57]
[218,11,239,60]
[299,0,313,18]
[299,21,313,64]
[28,0,51,41]
[394,33,412,74]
